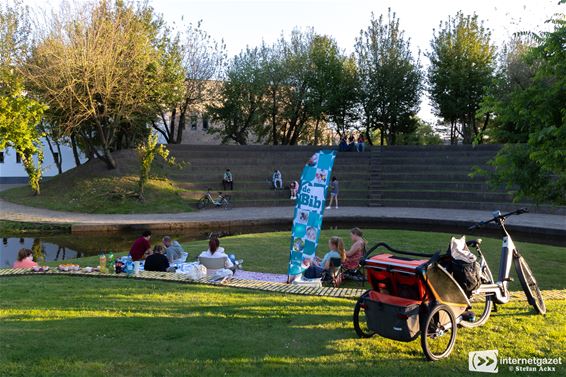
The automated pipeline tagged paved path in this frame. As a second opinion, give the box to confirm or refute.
[1,197,564,231]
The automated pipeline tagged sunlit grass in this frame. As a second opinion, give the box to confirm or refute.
[0,276,563,377]
[0,176,193,214]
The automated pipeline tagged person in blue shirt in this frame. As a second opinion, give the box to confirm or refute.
[303,236,346,279]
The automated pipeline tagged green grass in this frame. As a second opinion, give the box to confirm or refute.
[0,176,194,214]
[0,220,71,235]
[0,276,563,377]
[44,229,566,291]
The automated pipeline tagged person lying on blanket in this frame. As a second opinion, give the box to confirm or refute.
[303,237,346,279]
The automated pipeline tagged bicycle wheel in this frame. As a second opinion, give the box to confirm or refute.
[461,263,494,328]
[223,197,232,210]
[353,291,375,338]
[514,255,546,315]
[421,304,457,361]
[197,196,209,209]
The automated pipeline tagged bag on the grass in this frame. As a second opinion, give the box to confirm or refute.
[211,268,233,281]
[182,262,207,280]
[449,236,481,296]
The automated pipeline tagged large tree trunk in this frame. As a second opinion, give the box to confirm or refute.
[44,136,63,174]
[70,134,82,167]
[176,104,188,144]
[95,120,117,169]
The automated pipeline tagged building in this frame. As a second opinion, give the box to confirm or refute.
[0,139,86,183]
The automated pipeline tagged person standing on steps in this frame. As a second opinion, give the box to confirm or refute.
[326,176,339,209]
[223,168,233,191]
[357,134,365,152]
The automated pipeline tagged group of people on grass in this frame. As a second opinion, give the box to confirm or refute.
[303,227,365,280]
[129,231,235,273]
[11,228,366,284]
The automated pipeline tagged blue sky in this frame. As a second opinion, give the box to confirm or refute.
[22,0,564,122]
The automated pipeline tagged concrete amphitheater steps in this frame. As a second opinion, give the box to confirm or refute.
[369,145,565,215]
[165,145,371,208]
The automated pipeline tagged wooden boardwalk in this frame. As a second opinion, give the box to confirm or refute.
[1,268,564,301]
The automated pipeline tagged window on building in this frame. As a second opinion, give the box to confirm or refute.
[53,152,60,164]
[16,152,21,164]
[191,115,197,130]
[0,152,4,164]
[202,115,209,130]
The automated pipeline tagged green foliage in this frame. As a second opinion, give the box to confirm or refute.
[137,133,178,201]
[397,118,443,145]
[427,12,495,144]
[482,16,566,205]
[0,2,47,195]
[208,29,358,145]
[355,9,422,145]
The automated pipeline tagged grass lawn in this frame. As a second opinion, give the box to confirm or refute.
[0,276,564,377]
[0,176,193,214]
[0,220,71,234]
[46,229,566,291]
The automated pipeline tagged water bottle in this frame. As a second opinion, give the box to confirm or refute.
[107,252,115,274]
[125,256,134,277]
[99,253,107,273]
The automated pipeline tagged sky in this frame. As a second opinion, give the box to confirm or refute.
[19,0,565,122]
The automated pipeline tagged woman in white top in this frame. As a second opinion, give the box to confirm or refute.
[199,237,234,269]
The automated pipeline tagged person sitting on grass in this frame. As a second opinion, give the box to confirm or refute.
[343,227,366,272]
[129,230,152,273]
[163,236,185,263]
[144,245,170,272]
[199,236,235,271]
[12,248,38,269]
[303,236,346,279]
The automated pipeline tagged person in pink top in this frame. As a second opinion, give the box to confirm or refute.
[343,228,366,270]
[12,248,38,269]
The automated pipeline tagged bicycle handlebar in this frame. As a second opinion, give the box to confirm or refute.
[468,208,528,230]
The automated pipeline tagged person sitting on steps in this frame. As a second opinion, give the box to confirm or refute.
[272,169,283,190]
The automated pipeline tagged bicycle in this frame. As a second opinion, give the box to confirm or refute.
[464,208,546,322]
[197,189,232,210]
[352,207,546,361]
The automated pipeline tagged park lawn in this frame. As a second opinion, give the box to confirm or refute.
[0,176,194,214]
[0,220,71,234]
[45,229,566,291]
[0,276,564,377]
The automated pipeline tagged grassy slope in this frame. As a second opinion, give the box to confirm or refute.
[0,220,71,234]
[0,150,194,214]
[44,229,565,290]
[0,276,563,377]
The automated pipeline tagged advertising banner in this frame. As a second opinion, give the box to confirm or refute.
[287,150,337,279]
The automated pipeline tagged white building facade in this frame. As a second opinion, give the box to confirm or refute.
[0,138,86,183]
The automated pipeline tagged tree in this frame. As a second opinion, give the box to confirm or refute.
[208,47,267,144]
[0,0,47,195]
[427,12,495,144]
[151,21,226,144]
[23,0,174,169]
[355,10,422,145]
[137,133,176,201]
[482,15,566,205]
[396,118,443,145]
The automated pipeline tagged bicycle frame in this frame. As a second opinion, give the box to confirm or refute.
[473,214,518,304]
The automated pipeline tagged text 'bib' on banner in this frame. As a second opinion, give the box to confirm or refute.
[287,150,337,281]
